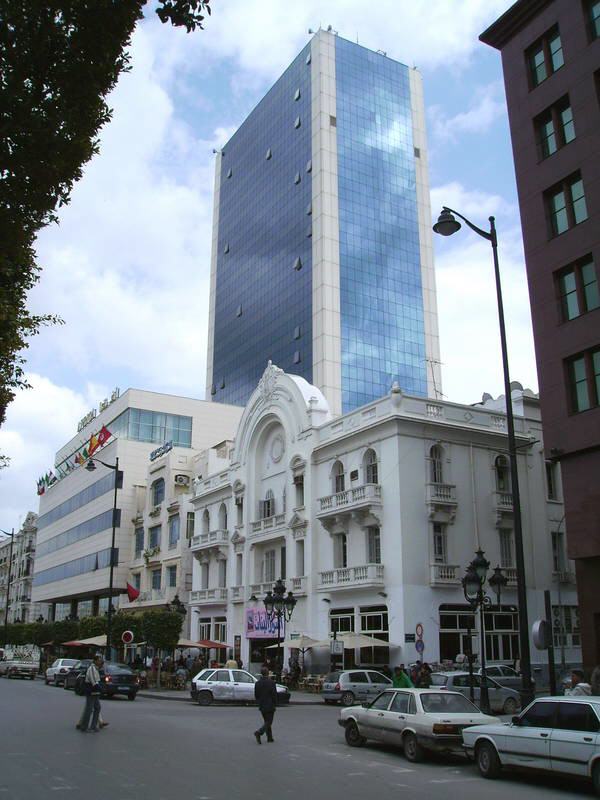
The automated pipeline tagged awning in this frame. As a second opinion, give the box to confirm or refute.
[310,632,399,649]
[196,639,228,649]
[176,638,205,649]
[265,635,321,650]
[62,635,107,648]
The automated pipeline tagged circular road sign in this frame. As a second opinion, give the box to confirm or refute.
[415,639,425,654]
[415,623,424,638]
[121,630,134,645]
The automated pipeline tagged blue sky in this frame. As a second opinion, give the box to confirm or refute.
[0,0,537,532]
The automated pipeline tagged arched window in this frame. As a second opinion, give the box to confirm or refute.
[429,445,444,484]
[218,503,228,531]
[261,489,275,519]
[332,461,345,494]
[202,509,210,535]
[364,449,378,484]
[151,478,165,506]
[495,455,510,492]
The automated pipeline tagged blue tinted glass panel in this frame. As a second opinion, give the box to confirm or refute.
[212,45,313,407]
[32,547,115,587]
[336,39,427,412]
[37,472,116,530]
[36,509,119,557]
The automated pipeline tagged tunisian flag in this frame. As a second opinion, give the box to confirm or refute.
[126,583,140,602]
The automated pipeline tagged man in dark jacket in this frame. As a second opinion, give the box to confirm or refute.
[254,667,278,743]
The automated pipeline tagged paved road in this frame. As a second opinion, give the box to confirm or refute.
[0,678,594,800]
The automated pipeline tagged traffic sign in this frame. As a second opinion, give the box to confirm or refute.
[415,639,425,654]
[331,639,344,655]
[121,630,134,645]
[415,623,424,638]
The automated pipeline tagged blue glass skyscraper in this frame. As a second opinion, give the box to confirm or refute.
[207,31,441,415]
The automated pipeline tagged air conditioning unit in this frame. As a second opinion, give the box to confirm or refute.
[175,474,190,486]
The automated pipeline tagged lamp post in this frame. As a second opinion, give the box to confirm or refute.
[1,528,15,645]
[86,457,120,660]
[462,550,508,715]
[263,579,296,682]
[434,206,534,707]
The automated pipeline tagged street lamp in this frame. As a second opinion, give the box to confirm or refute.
[462,551,507,715]
[1,528,15,645]
[434,206,534,708]
[263,579,296,682]
[86,457,120,659]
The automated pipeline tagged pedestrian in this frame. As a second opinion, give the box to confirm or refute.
[565,669,592,696]
[78,654,103,733]
[225,657,238,669]
[380,665,392,679]
[253,666,278,744]
[420,663,432,688]
[591,665,600,696]
[410,664,421,687]
[392,666,413,689]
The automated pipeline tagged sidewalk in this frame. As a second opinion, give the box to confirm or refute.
[137,689,324,705]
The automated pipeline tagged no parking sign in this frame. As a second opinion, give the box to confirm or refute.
[415,623,424,656]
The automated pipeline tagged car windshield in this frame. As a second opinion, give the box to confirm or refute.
[196,669,214,681]
[325,672,340,682]
[104,663,133,674]
[430,674,447,686]
[421,693,480,714]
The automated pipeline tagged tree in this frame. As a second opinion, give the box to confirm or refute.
[142,609,183,687]
[79,615,107,639]
[0,1,211,428]
[52,619,80,644]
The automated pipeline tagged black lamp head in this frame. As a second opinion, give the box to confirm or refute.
[85,459,97,472]
[433,208,461,237]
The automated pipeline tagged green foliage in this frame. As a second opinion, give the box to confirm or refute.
[79,616,107,638]
[0,1,210,426]
[29,622,56,647]
[111,611,144,646]
[52,619,81,643]
[142,609,183,652]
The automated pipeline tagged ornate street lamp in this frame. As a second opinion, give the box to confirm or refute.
[434,206,534,708]
[263,579,296,682]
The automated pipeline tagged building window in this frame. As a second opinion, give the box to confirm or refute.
[214,618,227,643]
[260,490,275,519]
[186,512,195,540]
[367,527,381,564]
[263,549,276,583]
[294,474,304,508]
[236,496,243,526]
[149,525,161,549]
[167,565,177,588]
[566,348,600,412]
[535,96,575,159]
[151,569,161,590]
[552,605,580,648]
[359,606,389,665]
[332,461,345,494]
[557,256,599,321]
[330,607,355,635]
[200,562,209,590]
[296,539,304,577]
[132,572,141,590]
[499,529,514,568]
[432,523,447,564]
[551,530,566,572]
[198,618,211,640]
[494,455,510,492]
[545,460,558,500]
[364,449,378,484]
[151,478,165,506]
[334,533,347,569]
[527,27,564,87]
[202,509,210,535]
[218,559,227,588]
[218,503,228,530]
[235,553,243,585]
[293,350,301,364]
[545,173,588,236]
[168,516,180,549]
[586,0,600,39]
[429,444,444,483]
[280,545,286,580]
[134,527,144,558]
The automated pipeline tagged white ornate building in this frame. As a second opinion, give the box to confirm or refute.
[189,363,577,677]
[0,513,48,624]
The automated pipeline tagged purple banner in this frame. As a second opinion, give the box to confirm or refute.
[245,608,285,639]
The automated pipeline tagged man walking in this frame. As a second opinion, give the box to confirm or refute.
[565,669,592,696]
[78,654,103,733]
[254,666,278,744]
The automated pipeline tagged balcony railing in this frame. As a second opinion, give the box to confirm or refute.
[427,483,457,504]
[318,563,384,590]
[494,491,513,510]
[190,587,228,604]
[191,529,229,550]
[231,585,245,603]
[553,570,575,584]
[429,563,461,586]
[290,576,307,595]
[121,586,178,606]
[250,581,277,596]
[317,484,381,515]
[250,514,286,536]
[503,567,518,584]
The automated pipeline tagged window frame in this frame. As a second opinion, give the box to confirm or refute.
[565,348,600,413]
[534,96,575,160]
[526,26,564,88]
[545,173,588,238]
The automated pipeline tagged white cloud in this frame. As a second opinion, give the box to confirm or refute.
[429,82,506,141]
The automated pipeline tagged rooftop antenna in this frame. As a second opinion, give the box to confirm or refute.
[425,357,445,400]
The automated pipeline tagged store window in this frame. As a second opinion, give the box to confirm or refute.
[360,605,389,665]
[552,605,581,648]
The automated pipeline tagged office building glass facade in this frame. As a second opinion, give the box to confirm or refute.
[211,44,313,406]
[336,39,426,410]
[109,408,192,447]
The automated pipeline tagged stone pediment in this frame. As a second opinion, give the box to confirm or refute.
[288,512,307,530]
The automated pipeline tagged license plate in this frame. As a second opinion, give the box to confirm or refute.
[118,685,130,690]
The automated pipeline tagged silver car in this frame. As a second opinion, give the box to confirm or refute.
[190,668,290,706]
[45,658,79,686]
[321,669,392,706]
[478,665,534,692]
[431,671,521,715]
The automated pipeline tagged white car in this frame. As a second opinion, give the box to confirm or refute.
[462,696,600,795]
[339,687,497,761]
[190,668,290,706]
[45,658,79,686]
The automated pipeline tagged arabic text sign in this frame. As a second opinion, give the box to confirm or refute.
[245,609,285,639]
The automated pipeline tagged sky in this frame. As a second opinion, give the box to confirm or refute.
[0,0,536,533]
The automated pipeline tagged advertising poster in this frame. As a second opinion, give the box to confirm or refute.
[245,608,284,639]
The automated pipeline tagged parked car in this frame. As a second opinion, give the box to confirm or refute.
[339,688,497,761]
[462,696,600,795]
[74,661,139,700]
[0,658,37,680]
[63,659,92,691]
[430,671,521,715]
[190,668,290,706]
[45,658,79,686]
[477,665,534,692]
[321,669,392,706]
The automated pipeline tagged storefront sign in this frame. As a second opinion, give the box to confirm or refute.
[149,441,173,461]
[245,608,285,639]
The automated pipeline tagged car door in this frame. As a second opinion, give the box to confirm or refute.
[367,671,392,699]
[384,691,411,746]
[206,669,234,701]
[452,674,481,706]
[550,702,600,776]
[346,671,370,701]
[231,669,256,702]
[482,675,505,712]
[359,692,395,742]
[505,701,556,768]
[499,666,522,690]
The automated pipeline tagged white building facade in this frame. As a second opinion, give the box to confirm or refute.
[190,364,579,677]
[0,513,48,624]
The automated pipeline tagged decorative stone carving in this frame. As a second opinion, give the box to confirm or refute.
[258,361,283,403]
[270,433,285,463]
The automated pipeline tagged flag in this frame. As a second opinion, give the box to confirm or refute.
[126,582,140,602]
[47,471,57,486]
[74,453,84,465]
[36,478,45,496]
[82,447,89,460]
[96,425,112,448]
[88,432,100,457]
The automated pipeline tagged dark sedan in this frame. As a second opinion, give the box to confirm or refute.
[64,659,92,691]
[74,661,139,700]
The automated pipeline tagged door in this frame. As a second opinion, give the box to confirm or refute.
[346,671,370,701]
[360,691,394,741]
[498,666,522,690]
[505,701,556,768]
[384,691,411,746]
[452,674,481,706]
[207,669,234,700]
[482,675,505,712]
[550,702,600,776]
[231,670,256,702]
[367,671,392,698]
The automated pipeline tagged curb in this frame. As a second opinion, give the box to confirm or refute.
[137,692,325,706]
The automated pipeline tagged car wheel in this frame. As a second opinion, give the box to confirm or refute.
[592,761,600,797]
[403,731,425,763]
[127,693,136,701]
[340,691,355,707]
[503,697,518,715]
[344,721,366,747]
[476,741,501,779]
[197,691,213,706]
